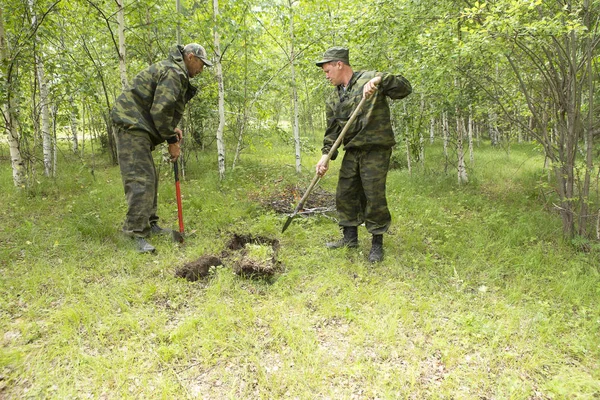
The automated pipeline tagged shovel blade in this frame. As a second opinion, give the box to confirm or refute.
[172,230,185,244]
[281,213,297,233]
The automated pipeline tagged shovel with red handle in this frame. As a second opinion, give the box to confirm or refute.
[172,160,185,243]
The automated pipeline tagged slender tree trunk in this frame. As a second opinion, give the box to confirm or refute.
[579,0,594,237]
[175,0,181,44]
[213,0,226,180]
[289,0,301,173]
[419,93,425,167]
[29,0,52,177]
[429,117,435,144]
[117,0,128,90]
[405,127,412,176]
[456,109,468,184]
[468,105,474,166]
[68,93,79,153]
[52,104,58,177]
[233,14,249,170]
[442,111,449,173]
[0,8,25,187]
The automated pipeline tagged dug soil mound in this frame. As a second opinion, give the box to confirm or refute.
[175,255,222,282]
[225,234,281,278]
[175,233,282,282]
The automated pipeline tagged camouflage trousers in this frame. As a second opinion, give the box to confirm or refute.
[336,146,392,235]
[114,127,160,238]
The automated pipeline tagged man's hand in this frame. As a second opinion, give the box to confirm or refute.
[363,76,382,98]
[316,154,330,177]
[169,128,183,162]
[174,128,183,142]
[168,142,180,162]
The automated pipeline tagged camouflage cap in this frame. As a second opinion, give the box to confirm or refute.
[315,47,350,67]
[184,43,213,67]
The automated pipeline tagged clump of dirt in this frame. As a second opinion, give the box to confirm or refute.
[175,255,222,282]
[174,234,282,282]
[225,234,281,278]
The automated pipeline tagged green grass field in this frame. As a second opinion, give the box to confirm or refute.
[1,135,599,399]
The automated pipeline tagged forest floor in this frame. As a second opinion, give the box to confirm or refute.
[0,138,599,399]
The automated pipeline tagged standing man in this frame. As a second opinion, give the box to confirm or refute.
[111,43,212,253]
[315,47,412,263]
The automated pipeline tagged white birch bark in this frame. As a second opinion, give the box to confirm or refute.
[456,111,468,184]
[29,0,52,177]
[1,8,25,187]
[419,93,424,167]
[429,117,435,144]
[442,111,449,173]
[69,93,79,152]
[468,105,474,166]
[405,128,412,176]
[289,0,301,173]
[213,0,226,180]
[117,0,128,90]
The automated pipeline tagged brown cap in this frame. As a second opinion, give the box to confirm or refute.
[315,47,349,67]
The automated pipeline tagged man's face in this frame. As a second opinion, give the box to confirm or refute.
[187,55,205,78]
[322,61,343,86]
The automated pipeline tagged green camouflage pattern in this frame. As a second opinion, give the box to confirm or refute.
[322,70,412,159]
[114,127,159,237]
[111,45,198,146]
[336,147,393,235]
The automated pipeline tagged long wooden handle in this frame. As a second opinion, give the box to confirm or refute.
[294,94,369,212]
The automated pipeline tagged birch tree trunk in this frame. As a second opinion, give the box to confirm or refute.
[289,0,301,173]
[29,0,52,177]
[68,93,79,153]
[117,0,128,90]
[442,111,449,174]
[0,8,25,187]
[175,0,181,44]
[579,0,594,237]
[456,112,468,184]
[468,105,474,166]
[419,93,424,167]
[213,0,226,180]
[429,117,435,144]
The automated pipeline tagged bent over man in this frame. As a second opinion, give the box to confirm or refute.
[111,43,212,253]
[315,47,412,263]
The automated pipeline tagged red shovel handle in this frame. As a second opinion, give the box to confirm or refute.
[173,161,184,234]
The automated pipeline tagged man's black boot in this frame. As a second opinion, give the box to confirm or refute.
[368,234,384,263]
[150,222,171,236]
[326,226,359,249]
[135,237,156,253]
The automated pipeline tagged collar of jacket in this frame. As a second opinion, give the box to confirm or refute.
[172,45,198,99]
[336,71,363,99]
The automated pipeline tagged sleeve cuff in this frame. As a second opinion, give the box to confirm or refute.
[166,136,178,144]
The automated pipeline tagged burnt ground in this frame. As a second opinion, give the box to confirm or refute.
[175,234,281,282]
[252,183,335,214]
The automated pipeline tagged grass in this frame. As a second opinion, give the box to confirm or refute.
[0,135,599,399]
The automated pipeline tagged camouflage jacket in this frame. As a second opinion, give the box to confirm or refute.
[111,45,198,145]
[322,70,412,159]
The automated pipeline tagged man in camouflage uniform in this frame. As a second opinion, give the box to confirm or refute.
[111,43,212,253]
[315,47,412,263]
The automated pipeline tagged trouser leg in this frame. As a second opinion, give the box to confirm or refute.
[336,149,365,227]
[115,128,157,238]
[359,147,392,235]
